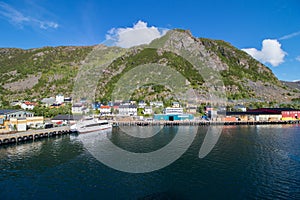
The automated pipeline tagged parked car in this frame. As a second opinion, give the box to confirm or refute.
[44,123,54,129]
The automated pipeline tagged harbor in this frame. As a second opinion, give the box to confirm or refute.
[114,119,300,126]
[0,126,71,146]
[0,119,299,147]
[0,124,299,199]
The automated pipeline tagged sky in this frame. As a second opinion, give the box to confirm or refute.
[0,0,299,81]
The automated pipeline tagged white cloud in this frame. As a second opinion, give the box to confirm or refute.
[105,20,167,48]
[279,31,300,40]
[242,39,287,67]
[0,1,58,29]
[296,56,300,62]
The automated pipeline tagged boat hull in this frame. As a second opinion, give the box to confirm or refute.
[70,119,112,134]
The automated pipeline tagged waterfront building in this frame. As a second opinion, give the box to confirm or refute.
[164,107,183,115]
[72,103,86,114]
[154,106,194,121]
[223,111,281,122]
[250,108,300,121]
[0,110,43,132]
[222,108,300,122]
[119,104,137,116]
[153,113,194,121]
[51,114,83,125]
[282,110,299,120]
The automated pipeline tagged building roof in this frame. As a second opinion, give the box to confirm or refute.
[23,101,35,106]
[51,114,83,121]
[0,109,33,115]
[100,105,111,109]
[248,108,299,114]
[0,109,19,115]
[72,103,83,107]
[41,97,56,104]
[119,104,137,108]
[224,111,283,116]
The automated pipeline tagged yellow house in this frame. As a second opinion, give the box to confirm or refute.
[0,117,10,133]
[10,118,27,132]
[26,116,44,128]
[0,109,43,133]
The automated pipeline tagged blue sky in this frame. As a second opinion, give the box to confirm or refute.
[0,0,299,81]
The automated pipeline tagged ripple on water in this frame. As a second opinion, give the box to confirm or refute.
[0,125,299,199]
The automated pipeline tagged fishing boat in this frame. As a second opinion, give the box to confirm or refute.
[70,118,112,133]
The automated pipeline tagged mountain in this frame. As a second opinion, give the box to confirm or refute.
[0,29,299,106]
[281,81,300,91]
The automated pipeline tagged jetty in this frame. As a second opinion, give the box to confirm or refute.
[0,126,71,146]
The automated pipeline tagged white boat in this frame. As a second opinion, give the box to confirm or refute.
[70,118,112,133]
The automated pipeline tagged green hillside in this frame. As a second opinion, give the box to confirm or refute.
[0,29,298,107]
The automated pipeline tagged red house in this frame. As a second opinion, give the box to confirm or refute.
[282,110,300,120]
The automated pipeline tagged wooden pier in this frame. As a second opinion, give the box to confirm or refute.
[0,126,71,146]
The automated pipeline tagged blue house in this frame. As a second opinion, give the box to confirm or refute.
[91,102,101,110]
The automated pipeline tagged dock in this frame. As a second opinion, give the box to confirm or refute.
[1,120,299,146]
[114,120,300,126]
[0,126,71,146]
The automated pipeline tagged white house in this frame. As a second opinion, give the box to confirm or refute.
[138,101,147,108]
[119,104,137,116]
[41,97,56,107]
[56,94,64,104]
[72,103,85,114]
[164,107,183,115]
[143,106,153,115]
[150,101,164,107]
[21,101,35,110]
[99,105,111,115]
[172,102,180,108]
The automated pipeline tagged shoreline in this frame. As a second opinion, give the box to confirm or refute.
[113,120,300,126]
[0,120,299,147]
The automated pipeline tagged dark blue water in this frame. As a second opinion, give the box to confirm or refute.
[0,125,299,199]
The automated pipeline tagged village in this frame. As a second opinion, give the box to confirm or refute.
[0,93,299,134]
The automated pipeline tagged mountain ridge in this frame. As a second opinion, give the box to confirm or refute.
[0,29,299,107]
